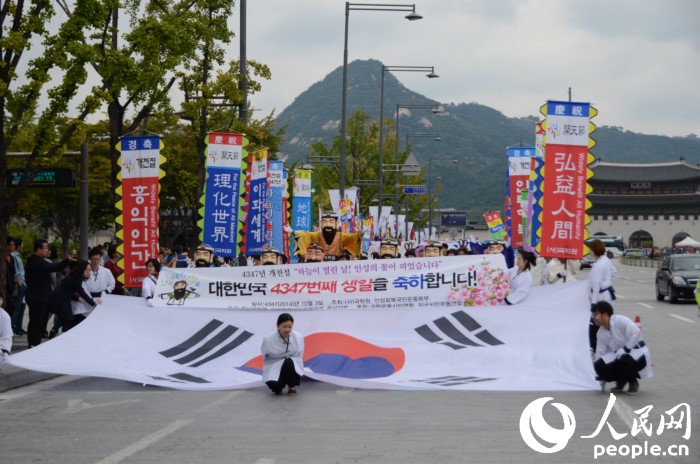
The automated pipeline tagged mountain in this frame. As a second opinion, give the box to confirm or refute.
[274,59,700,217]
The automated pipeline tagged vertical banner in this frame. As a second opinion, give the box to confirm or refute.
[245,149,269,256]
[282,168,290,261]
[330,188,359,233]
[539,100,595,259]
[506,146,534,248]
[268,160,285,254]
[484,211,507,241]
[290,169,313,263]
[200,132,247,258]
[116,135,164,288]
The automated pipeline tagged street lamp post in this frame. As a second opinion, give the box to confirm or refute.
[427,155,458,240]
[340,3,422,201]
[378,65,438,224]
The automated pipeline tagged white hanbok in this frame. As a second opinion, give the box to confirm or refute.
[261,330,304,383]
[595,315,652,378]
[588,255,617,304]
[505,268,532,305]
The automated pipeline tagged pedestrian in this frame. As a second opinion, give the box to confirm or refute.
[261,313,304,396]
[592,301,652,394]
[504,249,537,305]
[104,245,126,295]
[587,239,618,352]
[24,239,73,347]
[0,295,12,371]
[10,238,27,335]
[50,260,101,333]
[4,237,17,320]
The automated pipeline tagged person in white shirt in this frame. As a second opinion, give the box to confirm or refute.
[72,247,115,324]
[261,313,304,396]
[142,258,160,303]
[587,239,618,351]
[504,249,537,305]
[541,257,576,285]
[0,296,13,371]
[592,301,652,394]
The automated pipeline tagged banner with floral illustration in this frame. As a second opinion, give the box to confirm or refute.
[149,254,510,310]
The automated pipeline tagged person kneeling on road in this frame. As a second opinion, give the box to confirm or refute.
[592,301,652,395]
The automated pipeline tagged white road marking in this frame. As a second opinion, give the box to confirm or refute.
[669,313,696,323]
[636,280,648,283]
[255,459,277,464]
[200,390,241,412]
[0,375,78,402]
[95,419,191,464]
[612,394,638,431]
[616,294,626,299]
[638,303,653,309]
[58,398,141,415]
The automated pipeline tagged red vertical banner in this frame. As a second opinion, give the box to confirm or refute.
[506,147,534,248]
[539,101,594,259]
[116,136,164,288]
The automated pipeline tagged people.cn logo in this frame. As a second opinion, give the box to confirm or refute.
[519,397,576,453]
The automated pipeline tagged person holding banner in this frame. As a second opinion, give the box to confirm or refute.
[141,258,160,302]
[260,247,283,266]
[504,249,537,305]
[592,301,651,394]
[378,239,400,259]
[423,241,442,258]
[303,243,325,263]
[587,239,618,352]
[262,313,304,396]
[50,260,101,332]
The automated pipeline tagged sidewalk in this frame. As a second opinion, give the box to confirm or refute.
[0,330,60,393]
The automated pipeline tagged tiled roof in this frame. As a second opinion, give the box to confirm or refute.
[589,192,700,205]
[590,159,700,182]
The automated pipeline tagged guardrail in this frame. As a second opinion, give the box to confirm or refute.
[620,257,662,269]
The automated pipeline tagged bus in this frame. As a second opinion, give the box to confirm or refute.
[585,235,625,258]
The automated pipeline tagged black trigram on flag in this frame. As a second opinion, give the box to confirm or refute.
[148,373,211,384]
[407,375,497,386]
[159,319,253,367]
[415,310,504,350]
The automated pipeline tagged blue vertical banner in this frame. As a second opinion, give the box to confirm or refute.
[290,169,313,263]
[244,149,269,256]
[268,160,285,252]
[200,133,247,257]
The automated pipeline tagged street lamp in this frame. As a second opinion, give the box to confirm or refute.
[339,3,422,202]
[427,155,458,240]
[378,65,438,223]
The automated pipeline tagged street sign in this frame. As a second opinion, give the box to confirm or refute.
[441,211,467,226]
[403,185,427,195]
[7,168,76,188]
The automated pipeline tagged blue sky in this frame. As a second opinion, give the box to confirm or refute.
[232,0,699,137]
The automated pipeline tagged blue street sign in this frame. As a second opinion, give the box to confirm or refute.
[403,186,427,195]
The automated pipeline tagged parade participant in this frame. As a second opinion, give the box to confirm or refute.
[303,242,325,263]
[142,258,160,302]
[51,260,101,332]
[423,241,441,258]
[261,247,283,265]
[486,238,515,268]
[542,257,575,285]
[378,239,400,259]
[72,247,115,326]
[287,211,362,261]
[504,249,536,305]
[0,295,12,371]
[193,243,215,268]
[261,313,304,396]
[403,242,416,258]
[104,245,126,295]
[25,239,74,347]
[456,240,472,256]
[587,239,618,352]
[592,301,651,394]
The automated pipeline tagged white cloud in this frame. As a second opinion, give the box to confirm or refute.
[234,0,699,136]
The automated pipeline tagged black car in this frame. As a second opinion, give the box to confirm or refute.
[655,255,700,303]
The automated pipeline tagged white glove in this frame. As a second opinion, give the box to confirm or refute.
[284,225,293,234]
[246,256,256,266]
[615,347,626,358]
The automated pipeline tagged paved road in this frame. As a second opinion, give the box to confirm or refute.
[1,264,698,464]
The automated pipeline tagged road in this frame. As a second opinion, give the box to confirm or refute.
[1,263,698,464]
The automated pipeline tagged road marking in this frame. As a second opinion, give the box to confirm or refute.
[200,391,241,412]
[255,459,277,464]
[58,398,141,415]
[612,394,638,430]
[669,313,696,323]
[616,294,626,299]
[636,280,648,283]
[0,375,78,402]
[638,303,653,309]
[95,419,191,464]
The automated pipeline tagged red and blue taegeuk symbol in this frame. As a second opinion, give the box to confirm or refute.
[238,332,405,379]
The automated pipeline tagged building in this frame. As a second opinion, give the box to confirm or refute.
[587,159,700,248]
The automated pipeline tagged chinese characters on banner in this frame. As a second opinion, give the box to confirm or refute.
[117,136,163,288]
[540,101,593,259]
[291,169,313,262]
[506,147,534,248]
[244,149,269,256]
[201,132,246,257]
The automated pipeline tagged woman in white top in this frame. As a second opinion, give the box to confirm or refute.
[141,258,160,302]
[504,249,537,305]
[587,239,618,351]
[261,313,304,395]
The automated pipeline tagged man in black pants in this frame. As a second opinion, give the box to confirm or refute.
[592,301,652,395]
[24,239,74,347]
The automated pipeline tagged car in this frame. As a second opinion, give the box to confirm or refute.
[655,255,700,303]
[622,248,646,258]
[579,254,595,270]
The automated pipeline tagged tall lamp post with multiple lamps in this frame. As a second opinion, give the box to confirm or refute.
[339,2,423,201]
[427,155,458,240]
[377,65,438,223]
